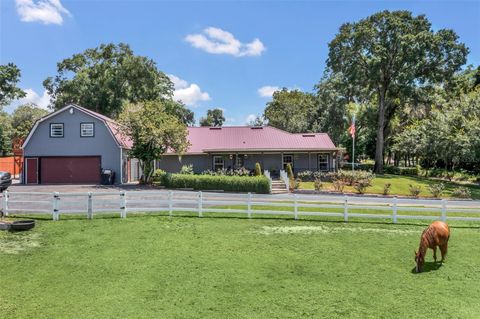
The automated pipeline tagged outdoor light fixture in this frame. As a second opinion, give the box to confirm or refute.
[69,108,74,114]
[244,154,248,158]
[229,154,233,159]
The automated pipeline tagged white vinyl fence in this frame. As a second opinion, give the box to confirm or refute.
[1,190,479,223]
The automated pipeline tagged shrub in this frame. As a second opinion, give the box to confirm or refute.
[451,187,472,199]
[294,178,301,190]
[180,164,194,175]
[334,170,375,186]
[383,183,391,195]
[333,180,345,192]
[353,178,373,194]
[152,169,167,183]
[255,163,262,176]
[233,167,250,176]
[286,163,294,179]
[428,183,445,198]
[314,178,323,191]
[160,174,270,193]
[383,165,419,176]
[408,184,422,197]
[298,170,313,182]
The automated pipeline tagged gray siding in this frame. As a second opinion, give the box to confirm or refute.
[157,155,211,173]
[24,107,122,184]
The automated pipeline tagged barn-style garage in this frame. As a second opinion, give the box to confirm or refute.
[22,104,134,184]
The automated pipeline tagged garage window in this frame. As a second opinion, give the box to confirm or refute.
[50,123,64,138]
[81,123,94,137]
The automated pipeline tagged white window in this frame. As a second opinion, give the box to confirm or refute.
[81,123,94,137]
[50,123,64,138]
[282,154,293,170]
[213,156,224,171]
[318,154,329,171]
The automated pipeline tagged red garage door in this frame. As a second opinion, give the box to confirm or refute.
[41,157,101,184]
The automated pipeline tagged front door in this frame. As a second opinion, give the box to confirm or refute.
[26,158,38,184]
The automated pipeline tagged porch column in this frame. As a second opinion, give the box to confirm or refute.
[261,152,264,170]
[308,152,311,171]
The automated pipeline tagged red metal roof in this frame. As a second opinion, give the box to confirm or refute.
[178,126,337,154]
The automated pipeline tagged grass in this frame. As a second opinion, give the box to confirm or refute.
[1,213,480,318]
[299,174,480,199]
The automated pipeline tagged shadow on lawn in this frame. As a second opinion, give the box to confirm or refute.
[411,261,443,274]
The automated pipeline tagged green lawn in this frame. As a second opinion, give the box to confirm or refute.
[1,214,480,318]
[299,174,480,199]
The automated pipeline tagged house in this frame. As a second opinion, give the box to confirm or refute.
[22,104,135,184]
[156,126,339,176]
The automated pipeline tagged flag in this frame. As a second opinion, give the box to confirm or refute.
[348,115,356,138]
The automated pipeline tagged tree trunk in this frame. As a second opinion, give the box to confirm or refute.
[374,90,386,174]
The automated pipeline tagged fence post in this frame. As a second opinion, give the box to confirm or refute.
[343,195,348,223]
[52,192,60,221]
[198,191,203,218]
[247,192,252,219]
[87,192,93,219]
[392,196,397,224]
[120,191,126,218]
[294,194,298,220]
[441,199,447,222]
[168,191,173,217]
[2,190,9,217]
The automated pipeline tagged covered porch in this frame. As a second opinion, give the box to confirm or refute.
[207,151,337,177]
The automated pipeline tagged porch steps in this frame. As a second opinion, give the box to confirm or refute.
[271,179,288,194]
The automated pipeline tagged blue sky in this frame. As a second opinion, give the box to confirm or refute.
[1,0,479,125]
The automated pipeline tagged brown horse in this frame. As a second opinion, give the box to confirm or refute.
[415,221,450,273]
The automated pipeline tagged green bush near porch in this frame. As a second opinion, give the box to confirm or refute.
[157,173,271,194]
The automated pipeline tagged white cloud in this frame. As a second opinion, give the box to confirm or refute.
[185,27,266,57]
[4,88,51,113]
[245,114,257,124]
[16,0,71,25]
[258,86,280,98]
[168,74,210,107]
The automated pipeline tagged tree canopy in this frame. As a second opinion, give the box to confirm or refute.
[200,108,225,127]
[118,100,190,183]
[327,10,468,173]
[11,103,49,140]
[0,63,26,107]
[44,43,173,118]
[264,89,318,133]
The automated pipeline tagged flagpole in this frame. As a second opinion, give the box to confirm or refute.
[352,133,355,171]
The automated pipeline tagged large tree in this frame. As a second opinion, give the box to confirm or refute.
[0,63,26,107]
[11,103,49,140]
[199,108,225,127]
[264,89,317,133]
[163,100,195,126]
[0,111,12,156]
[327,10,468,173]
[119,100,189,183]
[44,43,173,118]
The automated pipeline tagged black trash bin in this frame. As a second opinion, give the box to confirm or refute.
[101,169,115,185]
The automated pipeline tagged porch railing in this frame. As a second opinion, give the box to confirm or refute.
[280,170,290,191]
[264,170,272,193]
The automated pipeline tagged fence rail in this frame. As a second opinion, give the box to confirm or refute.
[1,190,479,223]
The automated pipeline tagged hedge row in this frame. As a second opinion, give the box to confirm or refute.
[342,164,419,176]
[157,173,271,194]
